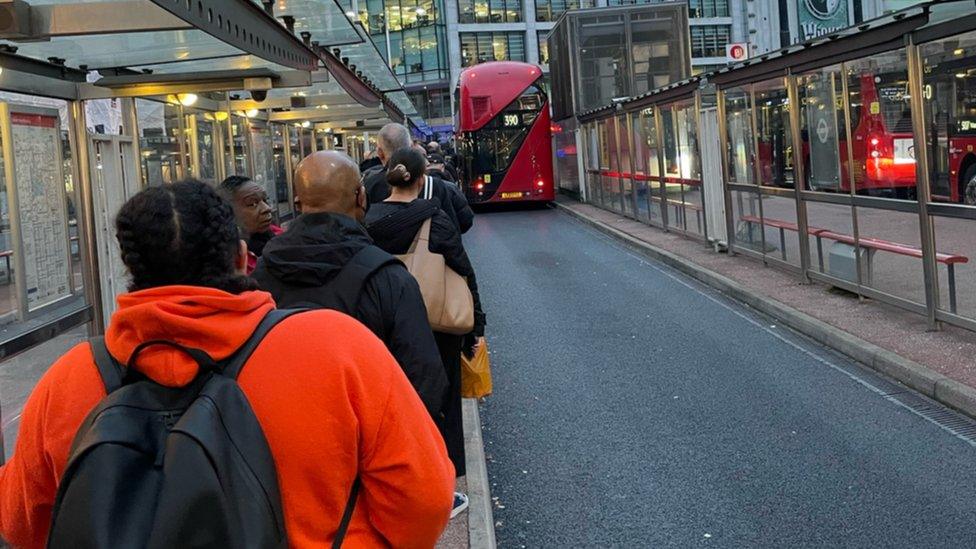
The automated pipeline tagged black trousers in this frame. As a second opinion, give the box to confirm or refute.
[434,332,465,478]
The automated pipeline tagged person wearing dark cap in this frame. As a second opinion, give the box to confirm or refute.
[426,152,457,184]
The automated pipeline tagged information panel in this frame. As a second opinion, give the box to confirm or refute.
[10,111,71,311]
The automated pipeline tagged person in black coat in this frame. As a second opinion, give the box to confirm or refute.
[252,151,447,414]
[364,125,474,235]
[365,147,486,482]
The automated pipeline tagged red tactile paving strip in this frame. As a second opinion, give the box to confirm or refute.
[560,198,976,389]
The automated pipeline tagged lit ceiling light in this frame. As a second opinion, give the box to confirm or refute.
[955,48,965,56]
[176,93,198,107]
[956,73,967,78]
[245,108,260,118]
[415,7,426,15]
[301,120,311,128]
[213,111,229,121]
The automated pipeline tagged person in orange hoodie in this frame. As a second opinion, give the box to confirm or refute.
[0,179,455,548]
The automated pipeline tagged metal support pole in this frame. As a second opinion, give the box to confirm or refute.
[654,105,669,229]
[907,40,940,330]
[283,124,295,214]
[121,98,145,190]
[716,88,736,254]
[839,63,865,298]
[748,85,768,263]
[176,104,189,180]
[625,112,640,219]
[68,100,104,332]
[611,113,626,215]
[693,90,709,240]
[187,113,201,179]
[786,72,812,282]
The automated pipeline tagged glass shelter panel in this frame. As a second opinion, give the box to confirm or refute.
[797,65,846,192]
[638,108,663,226]
[578,14,627,113]
[723,86,755,185]
[853,207,924,305]
[920,30,976,205]
[846,50,917,199]
[660,100,704,235]
[753,77,793,189]
[616,114,634,216]
[136,99,184,186]
[629,111,650,223]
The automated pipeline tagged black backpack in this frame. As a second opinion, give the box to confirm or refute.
[47,309,359,549]
[271,245,402,314]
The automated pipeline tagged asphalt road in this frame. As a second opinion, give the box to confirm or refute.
[465,206,976,548]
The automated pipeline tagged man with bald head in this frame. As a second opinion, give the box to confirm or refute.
[252,151,447,413]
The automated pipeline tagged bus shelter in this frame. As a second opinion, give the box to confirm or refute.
[574,0,976,334]
[0,0,430,456]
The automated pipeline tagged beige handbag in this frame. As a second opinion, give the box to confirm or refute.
[396,218,475,335]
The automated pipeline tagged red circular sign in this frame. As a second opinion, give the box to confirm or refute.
[728,44,746,60]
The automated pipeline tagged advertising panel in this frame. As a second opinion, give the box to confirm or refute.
[798,0,850,41]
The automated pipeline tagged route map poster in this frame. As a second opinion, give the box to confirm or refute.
[10,112,71,311]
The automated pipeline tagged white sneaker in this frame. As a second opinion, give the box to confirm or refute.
[450,492,469,518]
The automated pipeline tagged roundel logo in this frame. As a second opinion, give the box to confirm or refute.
[804,0,843,20]
[727,43,747,61]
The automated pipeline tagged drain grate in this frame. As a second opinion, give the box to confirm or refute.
[887,391,976,444]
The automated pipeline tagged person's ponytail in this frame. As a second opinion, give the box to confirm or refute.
[385,148,426,188]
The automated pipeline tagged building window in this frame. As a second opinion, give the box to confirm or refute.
[690,25,730,58]
[409,88,453,120]
[458,0,522,23]
[460,32,526,67]
[606,0,654,5]
[692,63,726,75]
[688,0,729,18]
[535,0,592,22]
[537,32,549,65]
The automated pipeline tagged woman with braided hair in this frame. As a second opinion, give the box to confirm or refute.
[0,179,455,548]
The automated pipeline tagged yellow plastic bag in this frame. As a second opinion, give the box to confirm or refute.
[461,340,492,399]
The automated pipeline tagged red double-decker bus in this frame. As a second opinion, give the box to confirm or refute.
[455,61,555,204]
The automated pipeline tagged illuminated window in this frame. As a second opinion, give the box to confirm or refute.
[535,0,592,22]
[537,33,549,65]
[458,0,522,23]
[460,32,526,67]
[688,0,729,18]
[690,25,730,58]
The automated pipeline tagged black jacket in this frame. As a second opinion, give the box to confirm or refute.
[365,200,485,337]
[364,169,474,234]
[251,212,447,413]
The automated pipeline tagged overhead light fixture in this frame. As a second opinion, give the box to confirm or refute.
[955,48,965,56]
[176,93,198,107]
[301,120,311,128]
[245,108,260,118]
[213,111,229,121]
[415,7,426,15]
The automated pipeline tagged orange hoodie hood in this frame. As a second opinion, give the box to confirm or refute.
[105,286,276,387]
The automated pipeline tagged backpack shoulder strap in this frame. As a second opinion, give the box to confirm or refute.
[332,477,361,549]
[325,246,402,314]
[89,336,124,394]
[222,308,307,380]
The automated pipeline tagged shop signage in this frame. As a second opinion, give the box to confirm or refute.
[797,0,850,41]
